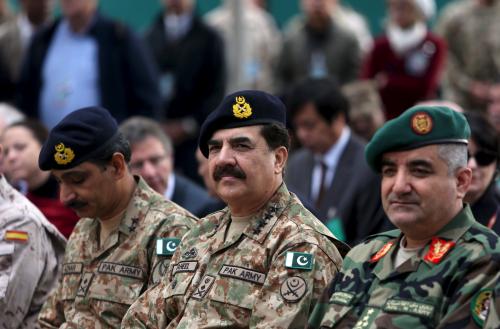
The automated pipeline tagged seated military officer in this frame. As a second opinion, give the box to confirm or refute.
[37,107,197,328]
[308,105,500,328]
[121,90,348,328]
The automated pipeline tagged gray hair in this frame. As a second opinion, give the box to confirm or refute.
[119,116,173,155]
[437,143,468,175]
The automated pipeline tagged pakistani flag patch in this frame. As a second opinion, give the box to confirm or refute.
[157,238,181,256]
[285,252,314,270]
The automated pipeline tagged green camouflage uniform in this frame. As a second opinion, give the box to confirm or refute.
[308,205,500,329]
[121,183,347,329]
[38,176,197,329]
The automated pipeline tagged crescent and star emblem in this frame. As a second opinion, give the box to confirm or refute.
[166,241,177,252]
[297,256,309,266]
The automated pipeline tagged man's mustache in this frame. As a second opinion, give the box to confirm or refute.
[213,165,246,181]
[64,200,88,210]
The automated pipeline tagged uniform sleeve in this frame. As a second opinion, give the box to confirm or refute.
[437,253,500,329]
[249,241,342,329]
[0,222,46,327]
[38,281,66,329]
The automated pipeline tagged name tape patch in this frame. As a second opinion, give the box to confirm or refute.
[219,265,266,285]
[98,262,144,280]
[172,261,198,275]
[0,244,14,256]
[63,262,83,275]
[384,299,435,318]
[330,291,355,306]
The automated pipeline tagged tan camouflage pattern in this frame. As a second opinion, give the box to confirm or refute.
[0,175,66,328]
[121,183,347,329]
[38,176,197,329]
[436,1,500,112]
[308,205,500,329]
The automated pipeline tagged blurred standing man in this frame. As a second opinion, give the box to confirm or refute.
[145,0,225,182]
[0,139,66,328]
[122,90,347,328]
[37,107,197,328]
[308,105,500,328]
[18,0,161,129]
[120,116,222,217]
[437,0,500,113]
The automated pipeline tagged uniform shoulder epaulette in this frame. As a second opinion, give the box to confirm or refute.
[462,223,500,254]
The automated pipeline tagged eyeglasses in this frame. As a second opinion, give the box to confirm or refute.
[130,155,168,170]
[467,150,497,167]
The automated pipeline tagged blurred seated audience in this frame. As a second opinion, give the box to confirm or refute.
[362,0,445,120]
[1,119,79,238]
[463,112,500,233]
[342,80,385,141]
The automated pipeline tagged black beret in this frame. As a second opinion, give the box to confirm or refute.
[39,106,119,170]
[365,105,470,172]
[198,90,286,157]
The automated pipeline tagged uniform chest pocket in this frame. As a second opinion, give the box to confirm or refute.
[60,262,84,301]
[207,265,266,310]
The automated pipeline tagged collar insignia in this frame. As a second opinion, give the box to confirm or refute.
[54,143,75,165]
[232,96,252,119]
[370,241,394,263]
[411,112,433,135]
[424,237,455,264]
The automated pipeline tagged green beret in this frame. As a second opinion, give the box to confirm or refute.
[365,105,470,172]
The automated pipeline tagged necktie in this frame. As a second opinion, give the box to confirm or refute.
[315,161,328,208]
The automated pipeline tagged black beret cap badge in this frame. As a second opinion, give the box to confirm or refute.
[232,96,252,119]
[53,143,75,166]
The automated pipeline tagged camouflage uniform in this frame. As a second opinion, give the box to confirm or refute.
[484,281,500,329]
[308,205,500,328]
[436,0,500,112]
[0,175,66,328]
[122,184,346,329]
[38,176,197,329]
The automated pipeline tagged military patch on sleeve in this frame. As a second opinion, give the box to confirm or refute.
[62,262,83,275]
[471,289,492,327]
[280,276,307,303]
[76,272,94,297]
[151,259,170,285]
[330,291,355,306]
[192,275,215,300]
[4,230,29,243]
[157,238,181,256]
[285,252,314,270]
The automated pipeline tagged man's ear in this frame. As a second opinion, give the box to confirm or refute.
[109,152,127,179]
[274,146,288,175]
[456,166,472,199]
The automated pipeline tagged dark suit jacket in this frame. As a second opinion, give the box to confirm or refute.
[172,174,223,218]
[17,13,161,122]
[285,134,390,245]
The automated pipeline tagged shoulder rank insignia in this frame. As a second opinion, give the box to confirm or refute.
[54,143,75,165]
[232,96,252,119]
[285,252,314,270]
[411,112,433,135]
[370,241,394,263]
[157,238,181,256]
[4,230,29,243]
[471,289,492,327]
[424,237,455,264]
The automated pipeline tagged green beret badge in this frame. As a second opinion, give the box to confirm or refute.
[411,112,433,135]
[233,96,252,119]
[54,143,75,166]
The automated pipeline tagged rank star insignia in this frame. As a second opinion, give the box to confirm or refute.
[424,237,455,264]
[232,96,252,119]
[411,112,433,135]
[370,241,395,262]
[54,142,75,165]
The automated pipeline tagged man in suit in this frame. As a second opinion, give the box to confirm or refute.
[286,77,389,245]
[119,116,222,217]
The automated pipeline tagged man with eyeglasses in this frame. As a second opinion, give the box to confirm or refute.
[37,106,197,328]
[463,112,500,233]
[119,116,222,217]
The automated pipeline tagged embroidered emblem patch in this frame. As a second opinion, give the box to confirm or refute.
[182,247,198,259]
[98,262,144,279]
[370,241,395,262]
[330,291,355,306]
[192,275,215,299]
[4,230,29,243]
[62,262,83,275]
[280,276,307,303]
[424,237,455,264]
[54,143,75,165]
[172,261,198,275]
[76,272,93,297]
[285,252,314,270]
[232,96,252,119]
[157,238,181,256]
[471,289,492,326]
[219,265,266,285]
[411,112,433,135]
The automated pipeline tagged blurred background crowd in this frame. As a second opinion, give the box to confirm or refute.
[0,0,499,245]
